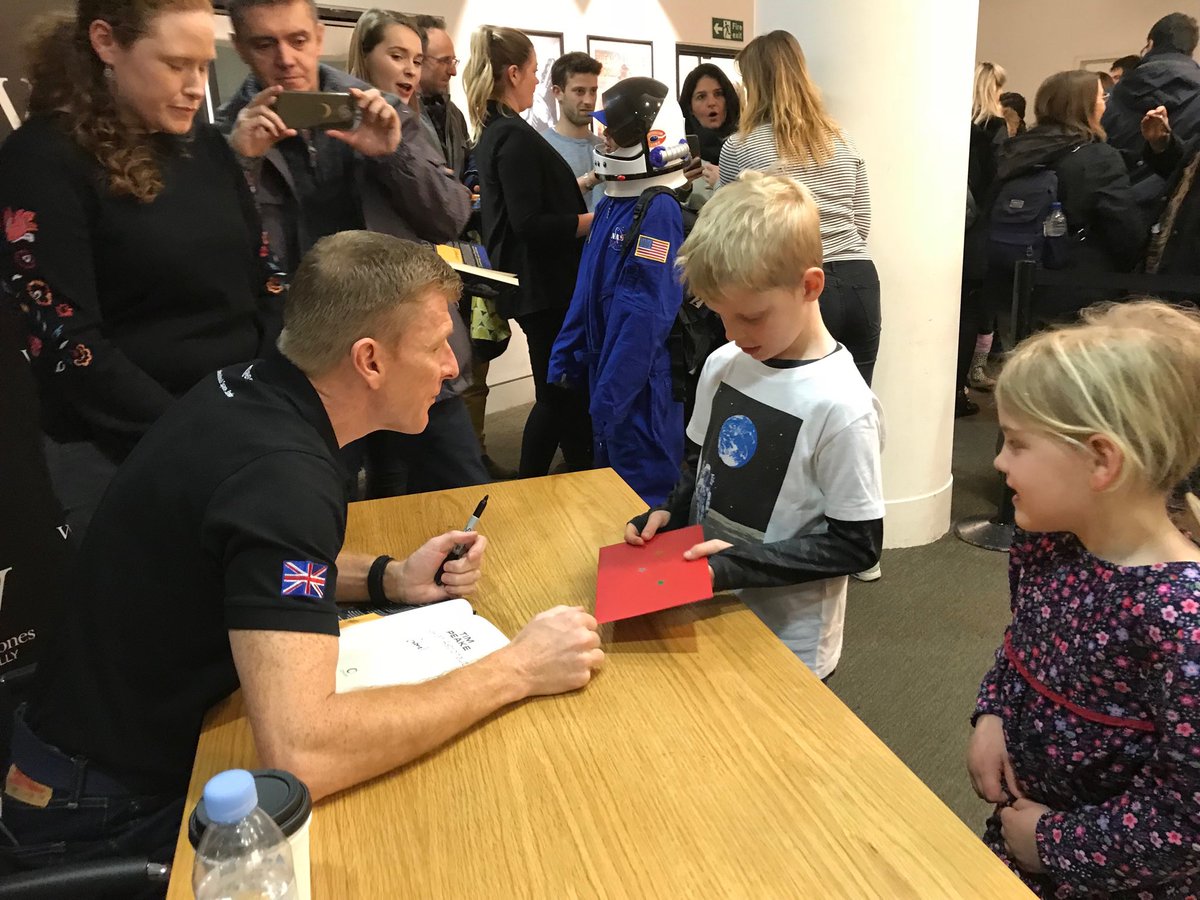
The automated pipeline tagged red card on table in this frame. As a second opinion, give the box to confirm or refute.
[594,524,713,624]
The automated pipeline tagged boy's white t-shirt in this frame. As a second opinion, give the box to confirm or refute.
[687,342,885,677]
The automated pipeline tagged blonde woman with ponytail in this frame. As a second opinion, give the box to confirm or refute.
[972,61,1007,126]
[962,62,1010,401]
[720,30,881,389]
[464,25,595,478]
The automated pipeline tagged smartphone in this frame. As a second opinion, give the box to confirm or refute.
[273,91,357,131]
[685,134,701,160]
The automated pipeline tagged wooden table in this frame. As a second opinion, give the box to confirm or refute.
[167,469,1030,898]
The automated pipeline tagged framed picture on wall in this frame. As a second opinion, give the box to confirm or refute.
[587,36,655,106]
[521,30,565,133]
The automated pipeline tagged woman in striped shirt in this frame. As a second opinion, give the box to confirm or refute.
[719,31,880,386]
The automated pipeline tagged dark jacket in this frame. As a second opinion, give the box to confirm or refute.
[987,127,1145,314]
[218,65,472,397]
[0,115,277,460]
[995,127,1145,270]
[1102,50,1200,153]
[968,116,1008,201]
[420,93,470,181]
[475,101,585,319]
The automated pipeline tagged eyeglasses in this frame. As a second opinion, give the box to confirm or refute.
[430,55,459,67]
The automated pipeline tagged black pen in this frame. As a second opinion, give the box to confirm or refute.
[435,495,488,586]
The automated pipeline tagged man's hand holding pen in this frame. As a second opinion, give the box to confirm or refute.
[390,531,488,604]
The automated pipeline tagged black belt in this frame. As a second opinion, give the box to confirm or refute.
[8,705,136,799]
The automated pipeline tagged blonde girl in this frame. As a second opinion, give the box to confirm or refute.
[968,300,1200,897]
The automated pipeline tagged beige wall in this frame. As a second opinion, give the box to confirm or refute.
[976,0,1193,111]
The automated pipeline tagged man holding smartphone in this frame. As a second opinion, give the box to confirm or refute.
[219,0,490,497]
[218,0,404,275]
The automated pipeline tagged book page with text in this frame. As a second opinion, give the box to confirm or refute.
[336,599,510,692]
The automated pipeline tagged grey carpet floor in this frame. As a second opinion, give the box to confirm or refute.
[483,391,1009,832]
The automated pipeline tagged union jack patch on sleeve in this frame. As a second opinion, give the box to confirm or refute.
[281,560,327,599]
[633,235,670,264]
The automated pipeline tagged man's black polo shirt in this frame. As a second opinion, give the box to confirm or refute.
[30,352,345,795]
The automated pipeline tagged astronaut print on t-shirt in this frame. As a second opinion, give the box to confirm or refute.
[692,382,803,543]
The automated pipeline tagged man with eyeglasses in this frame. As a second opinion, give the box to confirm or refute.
[414,15,468,180]
[413,14,514,481]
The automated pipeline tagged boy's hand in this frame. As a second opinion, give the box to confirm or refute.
[1000,799,1051,873]
[683,537,733,583]
[967,713,1024,803]
[625,510,670,546]
[683,538,733,561]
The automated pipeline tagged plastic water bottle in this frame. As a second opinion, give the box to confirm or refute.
[193,769,296,900]
[1042,202,1068,238]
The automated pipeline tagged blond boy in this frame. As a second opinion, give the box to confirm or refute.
[625,172,884,679]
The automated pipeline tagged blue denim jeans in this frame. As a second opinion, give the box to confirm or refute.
[0,706,182,870]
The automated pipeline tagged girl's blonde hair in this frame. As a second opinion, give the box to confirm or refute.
[678,170,823,303]
[347,9,422,88]
[736,30,841,166]
[971,62,1006,126]
[461,25,532,141]
[996,301,1200,493]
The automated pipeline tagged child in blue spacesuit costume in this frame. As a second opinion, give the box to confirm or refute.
[549,77,689,505]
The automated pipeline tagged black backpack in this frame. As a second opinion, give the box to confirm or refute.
[986,167,1060,272]
[617,186,725,404]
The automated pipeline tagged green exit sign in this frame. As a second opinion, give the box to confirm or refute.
[712,18,744,42]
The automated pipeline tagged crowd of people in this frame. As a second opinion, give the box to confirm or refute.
[0,0,1198,897]
[959,11,1200,416]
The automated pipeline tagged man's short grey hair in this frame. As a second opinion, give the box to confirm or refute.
[278,231,462,376]
[227,0,318,37]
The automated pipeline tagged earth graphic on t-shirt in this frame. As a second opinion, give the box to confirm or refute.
[717,415,757,468]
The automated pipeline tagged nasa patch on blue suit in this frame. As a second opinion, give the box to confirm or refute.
[609,224,626,253]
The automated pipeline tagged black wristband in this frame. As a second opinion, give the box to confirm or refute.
[367,555,394,605]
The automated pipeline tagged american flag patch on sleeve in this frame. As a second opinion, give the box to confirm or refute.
[281,560,327,599]
[633,235,670,263]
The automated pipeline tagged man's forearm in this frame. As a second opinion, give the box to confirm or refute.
[246,645,530,801]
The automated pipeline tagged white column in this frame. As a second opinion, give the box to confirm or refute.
[756,0,980,547]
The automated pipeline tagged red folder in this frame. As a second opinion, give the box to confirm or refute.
[594,525,714,624]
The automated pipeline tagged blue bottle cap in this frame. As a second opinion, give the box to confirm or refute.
[202,769,258,824]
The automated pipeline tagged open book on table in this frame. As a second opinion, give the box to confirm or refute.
[336,599,510,693]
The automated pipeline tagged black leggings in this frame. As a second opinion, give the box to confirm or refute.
[820,259,881,387]
[515,308,593,477]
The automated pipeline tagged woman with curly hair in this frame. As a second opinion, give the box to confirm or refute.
[0,0,280,541]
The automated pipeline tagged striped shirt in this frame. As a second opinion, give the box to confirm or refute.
[719,123,872,262]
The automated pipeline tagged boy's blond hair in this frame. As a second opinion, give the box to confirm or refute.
[678,171,823,303]
[996,300,1200,493]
